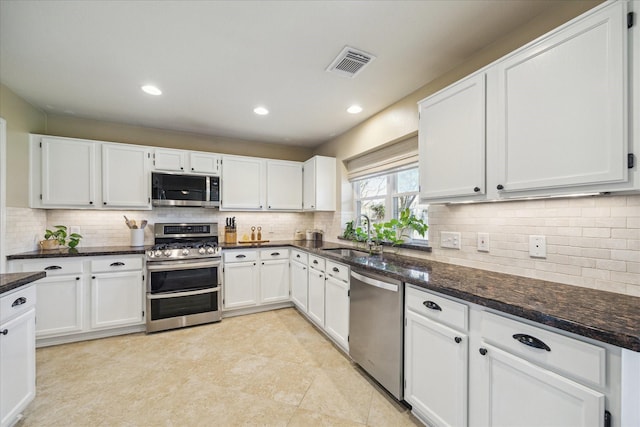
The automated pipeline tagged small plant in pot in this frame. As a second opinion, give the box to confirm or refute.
[41,225,82,250]
[390,208,428,243]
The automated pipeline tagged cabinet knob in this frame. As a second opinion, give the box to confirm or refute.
[0,329,8,336]
[479,347,488,356]
[180,167,184,170]
[497,184,504,190]
[473,187,480,193]
[89,201,94,205]
[91,276,96,279]
[333,267,339,272]
[191,167,194,171]
[454,336,462,344]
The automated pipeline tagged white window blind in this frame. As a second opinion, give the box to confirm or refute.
[346,133,418,181]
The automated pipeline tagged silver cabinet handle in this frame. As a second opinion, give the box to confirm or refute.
[44,265,62,270]
[110,262,125,267]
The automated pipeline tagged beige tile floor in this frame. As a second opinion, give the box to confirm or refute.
[20,308,422,426]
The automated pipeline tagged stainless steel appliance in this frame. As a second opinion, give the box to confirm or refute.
[349,268,404,400]
[146,222,222,332]
[151,172,220,207]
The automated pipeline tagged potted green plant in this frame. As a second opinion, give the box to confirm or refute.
[40,225,82,250]
[392,208,428,243]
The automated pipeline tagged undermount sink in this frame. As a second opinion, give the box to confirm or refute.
[321,248,371,257]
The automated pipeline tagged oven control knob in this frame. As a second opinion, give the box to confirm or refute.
[182,249,190,256]
[163,250,172,257]
[147,251,154,258]
[198,248,206,255]
[154,250,163,257]
[207,247,215,254]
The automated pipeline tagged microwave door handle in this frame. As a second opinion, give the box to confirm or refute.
[205,176,211,203]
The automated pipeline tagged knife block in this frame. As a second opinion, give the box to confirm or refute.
[225,228,237,244]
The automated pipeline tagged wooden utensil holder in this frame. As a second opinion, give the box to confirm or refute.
[225,229,237,244]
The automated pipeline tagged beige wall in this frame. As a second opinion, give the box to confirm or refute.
[0,84,46,207]
[45,114,313,161]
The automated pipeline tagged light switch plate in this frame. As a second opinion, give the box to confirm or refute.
[441,231,461,249]
[529,235,546,258]
[477,233,489,252]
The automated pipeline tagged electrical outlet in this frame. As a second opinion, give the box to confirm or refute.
[441,231,461,249]
[477,233,489,252]
[529,235,547,258]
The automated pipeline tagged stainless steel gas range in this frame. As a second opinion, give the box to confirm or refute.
[145,222,222,333]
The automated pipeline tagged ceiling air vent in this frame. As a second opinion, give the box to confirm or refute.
[326,46,376,78]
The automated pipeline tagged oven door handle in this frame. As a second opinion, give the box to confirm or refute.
[148,287,220,299]
[146,260,221,271]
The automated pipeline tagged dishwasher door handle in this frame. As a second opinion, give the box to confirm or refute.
[351,271,398,292]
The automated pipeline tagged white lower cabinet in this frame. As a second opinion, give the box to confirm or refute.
[324,260,350,351]
[259,249,290,304]
[405,285,468,427]
[0,285,36,427]
[475,343,604,427]
[90,271,144,329]
[223,248,289,310]
[290,250,308,311]
[307,266,325,327]
[9,255,145,346]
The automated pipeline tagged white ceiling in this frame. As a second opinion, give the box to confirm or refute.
[0,0,563,147]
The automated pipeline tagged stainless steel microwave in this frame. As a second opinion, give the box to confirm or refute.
[151,172,220,208]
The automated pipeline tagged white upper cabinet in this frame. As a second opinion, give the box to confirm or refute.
[419,73,486,202]
[303,155,336,211]
[494,1,628,196]
[189,152,220,175]
[153,148,187,172]
[221,155,265,210]
[102,143,150,209]
[39,136,98,208]
[266,160,302,210]
[153,149,221,175]
[419,1,637,203]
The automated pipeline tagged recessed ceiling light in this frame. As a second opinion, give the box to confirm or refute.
[254,106,269,115]
[141,85,162,96]
[347,105,363,114]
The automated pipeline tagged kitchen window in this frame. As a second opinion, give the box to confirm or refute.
[353,165,428,241]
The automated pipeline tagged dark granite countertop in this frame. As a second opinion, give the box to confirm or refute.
[6,246,148,260]
[0,272,46,295]
[7,240,639,351]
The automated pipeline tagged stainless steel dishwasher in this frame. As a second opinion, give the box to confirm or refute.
[349,268,404,400]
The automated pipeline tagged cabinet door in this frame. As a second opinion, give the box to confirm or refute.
[154,149,186,172]
[41,137,97,207]
[495,2,628,195]
[35,276,84,337]
[325,276,349,351]
[405,310,468,427]
[259,259,290,304]
[266,160,302,210]
[0,309,36,427]
[303,157,316,210]
[419,73,486,201]
[290,261,308,312]
[223,261,258,309]
[307,269,325,326]
[91,271,143,329]
[476,343,604,427]
[102,143,150,209]
[189,152,220,175]
[221,156,264,209]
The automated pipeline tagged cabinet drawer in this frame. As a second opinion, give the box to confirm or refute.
[481,311,606,388]
[406,285,468,331]
[0,285,36,323]
[17,259,83,276]
[223,250,258,263]
[308,255,325,272]
[290,249,308,264]
[260,248,289,261]
[91,256,143,273]
[326,260,348,282]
